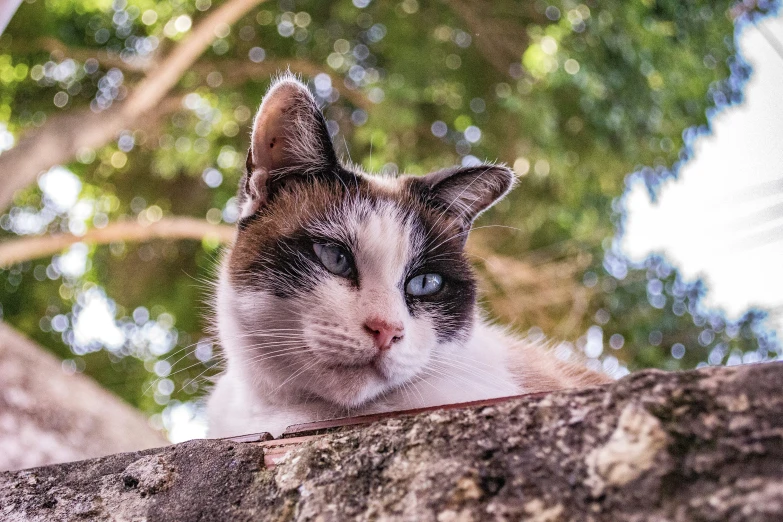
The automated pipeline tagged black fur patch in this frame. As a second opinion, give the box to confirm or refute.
[231,170,477,343]
[228,74,491,347]
[402,191,476,343]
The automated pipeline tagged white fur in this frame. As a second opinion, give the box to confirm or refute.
[208,75,529,438]
[208,263,521,437]
[207,179,523,438]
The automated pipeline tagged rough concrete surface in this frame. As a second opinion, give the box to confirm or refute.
[2,362,783,521]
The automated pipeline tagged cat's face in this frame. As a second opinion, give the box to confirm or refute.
[219,75,513,408]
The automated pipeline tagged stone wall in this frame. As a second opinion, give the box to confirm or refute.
[2,362,782,521]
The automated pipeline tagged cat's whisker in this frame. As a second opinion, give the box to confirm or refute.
[398,380,413,406]
[144,357,220,394]
[241,345,310,358]
[408,379,426,404]
[161,341,210,369]
[232,338,308,348]
[179,362,224,393]
[244,346,348,367]
[219,337,307,350]
[215,330,307,341]
[430,350,500,370]
[427,224,524,254]
[165,347,210,373]
[162,328,299,367]
[409,373,441,393]
[424,362,501,395]
[271,360,322,396]
[196,325,306,343]
[428,354,503,382]
[245,350,311,366]
[250,342,352,358]
[432,360,497,383]
[232,345,308,356]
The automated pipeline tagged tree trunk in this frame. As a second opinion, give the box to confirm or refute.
[0,217,234,267]
[0,322,166,472]
[0,0,268,212]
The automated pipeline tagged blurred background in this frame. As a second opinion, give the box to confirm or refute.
[0,0,780,457]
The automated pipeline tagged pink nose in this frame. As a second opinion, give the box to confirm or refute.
[364,317,404,350]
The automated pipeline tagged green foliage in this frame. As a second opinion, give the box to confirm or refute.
[0,0,778,433]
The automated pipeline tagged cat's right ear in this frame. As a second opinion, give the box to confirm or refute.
[239,74,338,219]
[415,163,516,228]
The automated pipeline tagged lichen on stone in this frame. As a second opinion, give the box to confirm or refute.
[3,363,783,521]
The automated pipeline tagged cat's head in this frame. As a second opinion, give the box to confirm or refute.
[219,74,514,408]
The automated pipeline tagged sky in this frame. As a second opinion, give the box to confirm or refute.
[622,12,783,335]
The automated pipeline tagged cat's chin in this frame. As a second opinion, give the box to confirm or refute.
[325,354,388,379]
[304,362,409,409]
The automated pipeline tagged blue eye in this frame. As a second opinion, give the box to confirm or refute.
[313,243,353,277]
[406,273,443,297]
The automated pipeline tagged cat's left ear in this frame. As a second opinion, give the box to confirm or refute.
[239,74,338,218]
[416,164,516,226]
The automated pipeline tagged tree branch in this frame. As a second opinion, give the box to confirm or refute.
[193,58,371,109]
[0,217,234,267]
[446,0,543,75]
[0,0,22,36]
[0,321,167,471]
[27,38,367,110]
[121,0,267,118]
[0,0,269,213]
[34,37,152,73]
[19,35,367,110]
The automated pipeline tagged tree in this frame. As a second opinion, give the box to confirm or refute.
[0,321,164,471]
[0,0,778,436]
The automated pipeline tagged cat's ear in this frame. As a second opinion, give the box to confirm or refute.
[239,74,338,218]
[417,164,516,226]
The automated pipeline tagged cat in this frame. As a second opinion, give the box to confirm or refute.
[207,74,610,438]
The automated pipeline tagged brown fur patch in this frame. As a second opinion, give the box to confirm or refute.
[230,171,472,289]
[228,168,480,342]
[508,342,613,392]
